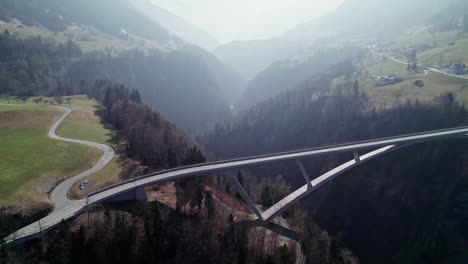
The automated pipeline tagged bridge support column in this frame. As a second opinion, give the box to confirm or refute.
[101,186,147,203]
[135,186,147,201]
[296,160,312,188]
[226,172,264,221]
[353,151,360,163]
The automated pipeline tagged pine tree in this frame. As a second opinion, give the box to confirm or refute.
[353,80,359,98]
[464,14,468,32]
[50,220,72,264]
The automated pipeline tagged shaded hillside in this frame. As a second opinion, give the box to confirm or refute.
[214,38,301,82]
[130,0,219,51]
[86,80,204,169]
[309,139,468,264]
[200,75,468,263]
[68,48,231,131]
[0,33,81,96]
[202,81,466,161]
[182,45,245,104]
[0,30,235,131]
[237,47,359,110]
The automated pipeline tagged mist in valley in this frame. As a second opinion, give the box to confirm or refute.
[1,0,468,263]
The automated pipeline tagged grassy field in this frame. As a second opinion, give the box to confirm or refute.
[340,53,468,107]
[0,96,127,207]
[0,21,165,53]
[0,105,101,207]
[382,25,468,73]
[56,95,116,145]
[364,54,420,79]
[54,95,125,198]
[69,155,125,199]
[386,26,459,51]
[418,37,468,68]
[0,21,132,53]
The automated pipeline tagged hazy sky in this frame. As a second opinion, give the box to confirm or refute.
[151,0,343,43]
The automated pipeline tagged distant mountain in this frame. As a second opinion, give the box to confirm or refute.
[285,0,468,45]
[68,46,238,132]
[181,45,245,104]
[0,0,170,43]
[237,46,358,110]
[227,0,468,111]
[130,0,219,51]
[214,38,303,82]
[217,0,467,94]
[0,0,244,131]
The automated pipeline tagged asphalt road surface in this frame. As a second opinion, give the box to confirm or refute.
[49,106,115,209]
[6,126,468,243]
[372,52,468,80]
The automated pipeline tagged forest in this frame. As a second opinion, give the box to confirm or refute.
[85,80,205,170]
[0,30,231,131]
[200,78,468,263]
[2,3,468,261]
[0,31,81,96]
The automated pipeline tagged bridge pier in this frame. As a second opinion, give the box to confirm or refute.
[102,186,147,203]
[226,172,264,221]
[296,160,312,188]
[135,187,147,201]
[353,151,360,163]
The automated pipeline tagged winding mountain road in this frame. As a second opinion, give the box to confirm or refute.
[0,104,114,207]
[48,106,115,209]
[6,123,468,243]
[372,51,468,80]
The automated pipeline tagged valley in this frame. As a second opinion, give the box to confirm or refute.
[1,0,468,263]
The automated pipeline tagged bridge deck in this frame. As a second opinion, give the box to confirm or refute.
[6,127,468,244]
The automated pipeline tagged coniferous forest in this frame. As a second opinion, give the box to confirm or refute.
[2,1,468,263]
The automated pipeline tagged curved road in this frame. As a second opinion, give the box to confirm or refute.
[0,104,113,208]
[48,106,115,209]
[372,52,468,80]
[6,125,468,243]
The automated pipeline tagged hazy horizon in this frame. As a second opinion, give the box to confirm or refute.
[150,0,344,43]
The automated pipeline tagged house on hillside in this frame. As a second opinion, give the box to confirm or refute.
[376,75,403,86]
[11,18,24,28]
[447,63,466,75]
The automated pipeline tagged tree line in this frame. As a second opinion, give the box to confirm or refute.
[0,29,230,131]
[86,80,204,170]
[200,75,468,263]
[0,30,81,97]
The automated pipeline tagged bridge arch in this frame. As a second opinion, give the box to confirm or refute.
[6,127,468,244]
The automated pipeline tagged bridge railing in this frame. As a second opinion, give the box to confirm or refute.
[88,126,468,197]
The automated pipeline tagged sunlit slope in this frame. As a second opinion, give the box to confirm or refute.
[56,96,124,197]
[57,96,116,145]
[0,103,100,207]
[333,54,468,106]
[385,26,468,69]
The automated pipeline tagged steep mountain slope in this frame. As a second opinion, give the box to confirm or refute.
[130,0,219,51]
[214,37,302,82]
[182,45,245,105]
[237,46,358,110]
[68,47,230,131]
[0,0,170,43]
[200,78,468,263]
[217,0,467,99]
[286,0,460,42]
[0,0,244,131]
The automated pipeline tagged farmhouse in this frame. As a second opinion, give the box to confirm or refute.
[376,75,403,86]
[447,63,465,75]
